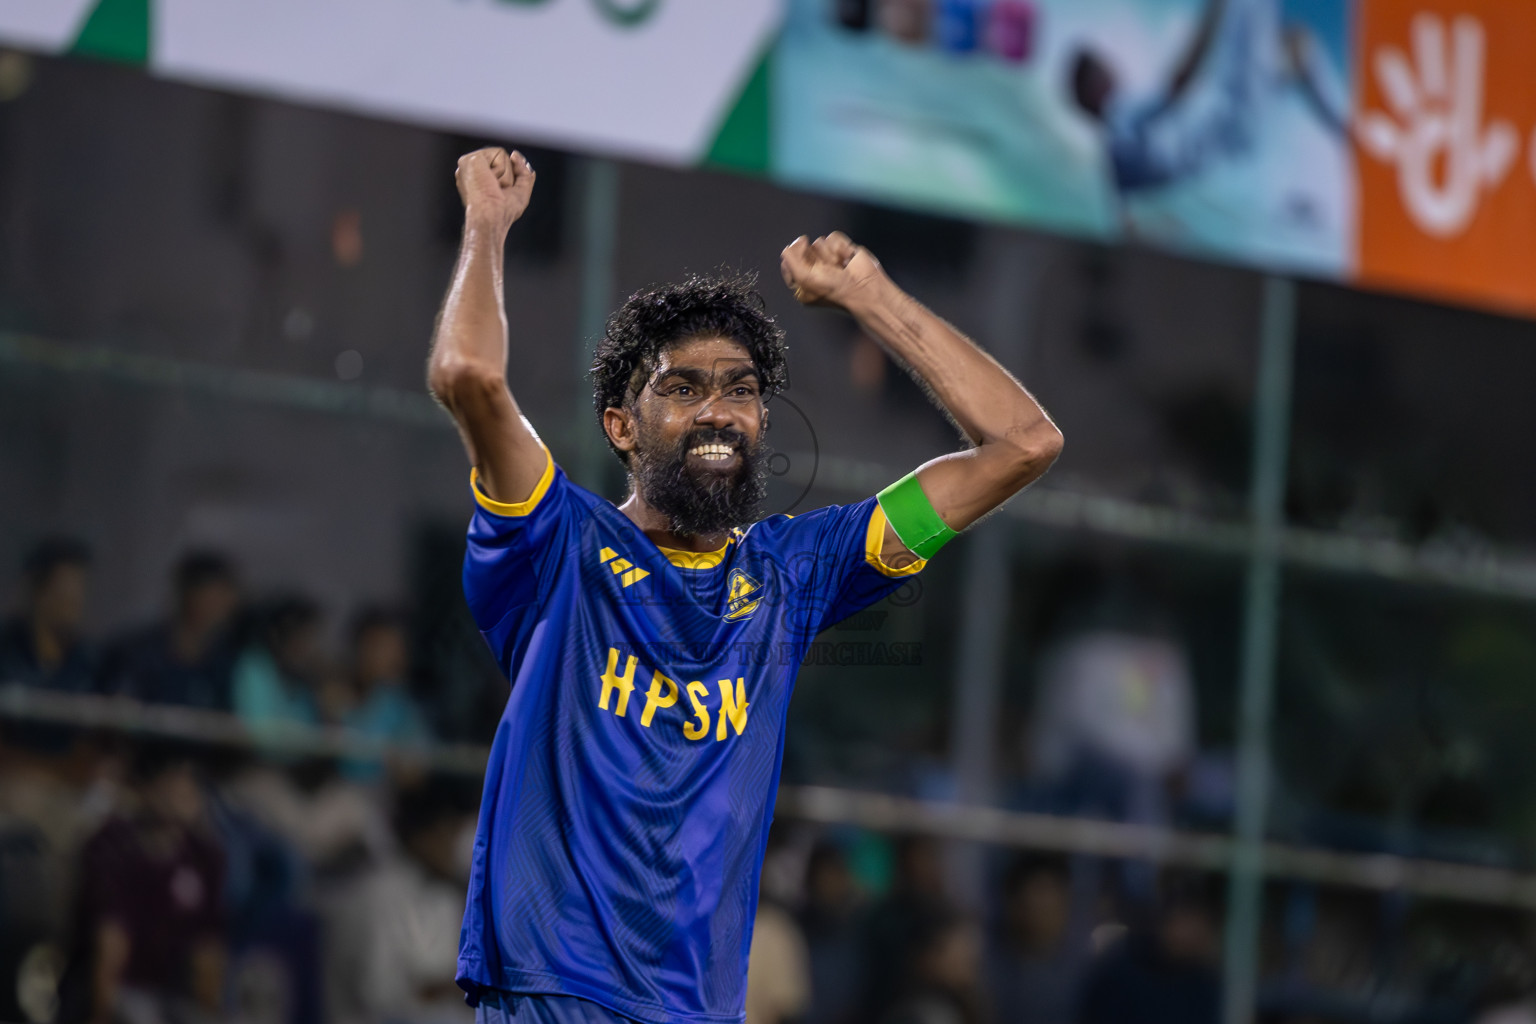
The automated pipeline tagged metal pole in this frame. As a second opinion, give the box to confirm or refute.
[945,230,1041,905]
[573,156,620,493]
[946,520,1013,905]
[950,521,1013,807]
[1222,275,1297,1024]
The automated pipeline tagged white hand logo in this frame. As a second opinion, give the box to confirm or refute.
[1358,13,1518,237]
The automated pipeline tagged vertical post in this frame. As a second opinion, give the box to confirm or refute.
[948,519,1012,812]
[573,156,621,493]
[946,230,1041,905]
[1222,275,1297,1024]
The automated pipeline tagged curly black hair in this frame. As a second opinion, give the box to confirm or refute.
[591,272,789,463]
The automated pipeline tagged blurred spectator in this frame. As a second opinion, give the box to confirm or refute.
[228,597,389,876]
[861,836,951,1024]
[58,742,227,1024]
[337,608,430,784]
[224,763,390,878]
[1075,873,1220,1024]
[232,597,323,743]
[881,906,985,1024]
[0,538,96,693]
[747,901,811,1024]
[747,828,811,1024]
[324,778,474,1024]
[801,841,864,1024]
[102,553,241,710]
[1028,579,1195,911]
[204,779,316,1024]
[0,815,61,1024]
[986,854,1090,1024]
[1029,627,1195,824]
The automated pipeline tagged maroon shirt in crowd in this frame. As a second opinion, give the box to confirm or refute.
[76,815,226,993]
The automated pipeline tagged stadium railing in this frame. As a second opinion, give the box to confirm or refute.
[4,683,1535,911]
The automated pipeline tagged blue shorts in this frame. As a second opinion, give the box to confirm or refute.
[473,991,639,1024]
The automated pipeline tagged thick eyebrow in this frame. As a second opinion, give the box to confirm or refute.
[651,367,708,389]
[720,365,762,387]
[651,364,762,389]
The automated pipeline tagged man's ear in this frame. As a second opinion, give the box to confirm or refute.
[603,406,637,455]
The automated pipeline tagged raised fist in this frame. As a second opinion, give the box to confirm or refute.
[780,232,889,311]
[455,147,536,235]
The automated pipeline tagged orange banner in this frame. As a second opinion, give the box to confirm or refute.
[1356,1,1536,317]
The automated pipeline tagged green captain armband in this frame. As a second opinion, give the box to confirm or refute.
[876,472,958,561]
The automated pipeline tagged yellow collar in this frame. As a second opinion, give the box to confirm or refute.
[655,531,741,570]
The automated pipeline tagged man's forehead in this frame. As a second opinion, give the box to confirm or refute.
[652,336,758,376]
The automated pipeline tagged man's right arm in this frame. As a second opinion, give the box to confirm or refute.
[1167,0,1226,99]
[427,147,548,506]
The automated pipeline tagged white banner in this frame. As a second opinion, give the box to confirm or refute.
[154,0,778,164]
[0,0,99,51]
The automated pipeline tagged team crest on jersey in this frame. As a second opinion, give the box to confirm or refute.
[723,569,762,623]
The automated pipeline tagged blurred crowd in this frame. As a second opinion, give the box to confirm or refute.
[747,828,1536,1024]
[0,538,472,1024]
[3,537,1536,1024]
[0,538,434,752]
[745,829,1235,1024]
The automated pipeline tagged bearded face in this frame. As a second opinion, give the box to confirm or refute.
[629,419,771,537]
[606,335,774,537]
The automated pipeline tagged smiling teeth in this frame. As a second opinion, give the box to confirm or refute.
[690,444,734,461]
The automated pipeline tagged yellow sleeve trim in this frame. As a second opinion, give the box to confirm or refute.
[865,504,927,578]
[471,446,555,517]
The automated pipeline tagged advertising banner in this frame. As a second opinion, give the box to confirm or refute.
[1354,2,1536,317]
[773,0,1355,278]
[155,0,780,165]
[0,0,781,164]
[6,0,1536,318]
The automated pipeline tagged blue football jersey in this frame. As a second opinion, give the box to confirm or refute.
[455,446,925,1024]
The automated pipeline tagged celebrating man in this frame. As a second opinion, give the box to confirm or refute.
[428,147,1062,1024]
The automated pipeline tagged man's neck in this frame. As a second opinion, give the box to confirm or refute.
[616,492,734,552]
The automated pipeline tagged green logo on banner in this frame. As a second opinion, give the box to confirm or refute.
[71,0,149,65]
[494,0,661,29]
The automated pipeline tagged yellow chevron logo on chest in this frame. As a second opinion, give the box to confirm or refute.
[599,546,650,588]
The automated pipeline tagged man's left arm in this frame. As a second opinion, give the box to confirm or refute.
[781,232,1063,564]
